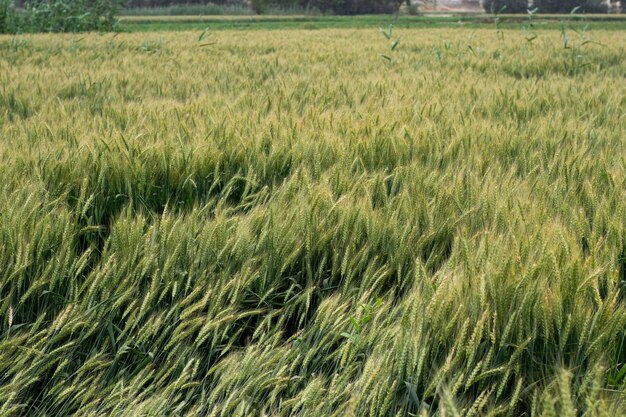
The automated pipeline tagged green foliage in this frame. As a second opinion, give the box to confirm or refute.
[308,0,396,14]
[125,0,235,6]
[1,0,122,33]
[0,0,17,34]
[379,23,401,61]
[534,0,609,13]
[482,0,529,13]
[121,3,254,16]
[250,0,269,14]
[125,0,405,15]
[25,0,123,32]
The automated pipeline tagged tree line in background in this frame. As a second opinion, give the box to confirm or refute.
[0,0,625,34]
[1,0,417,23]
[125,0,624,14]
[124,0,412,14]
[483,0,617,13]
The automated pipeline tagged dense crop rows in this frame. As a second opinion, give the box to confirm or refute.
[0,28,625,416]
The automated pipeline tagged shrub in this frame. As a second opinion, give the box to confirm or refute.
[7,0,123,33]
[482,0,529,13]
[0,0,18,33]
[533,0,608,13]
[310,0,395,14]
[120,3,253,15]
[250,0,268,13]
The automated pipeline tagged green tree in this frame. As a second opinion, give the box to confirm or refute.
[482,0,528,13]
[250,0,268,13]
[533,0,608,13]
[305,0,395,14]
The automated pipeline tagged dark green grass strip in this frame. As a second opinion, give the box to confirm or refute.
[119,14,626,32]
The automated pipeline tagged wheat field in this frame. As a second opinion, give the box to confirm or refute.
[0,27,625,416]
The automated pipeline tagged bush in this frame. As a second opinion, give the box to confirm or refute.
[0,0,18,33]
[250,0,267,13]
[26,0,123,32]
[482,0,529,13]
[533,0,608,13]
[2,0,123,33]
[122,0,398,15]
[120,3,253,15]
[125,0,235,6]
[310,0,395,14]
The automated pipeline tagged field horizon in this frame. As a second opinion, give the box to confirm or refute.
[117,13,626,31]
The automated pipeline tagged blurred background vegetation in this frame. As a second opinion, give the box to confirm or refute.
[1,0,624,34]
[1,0,625,34]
